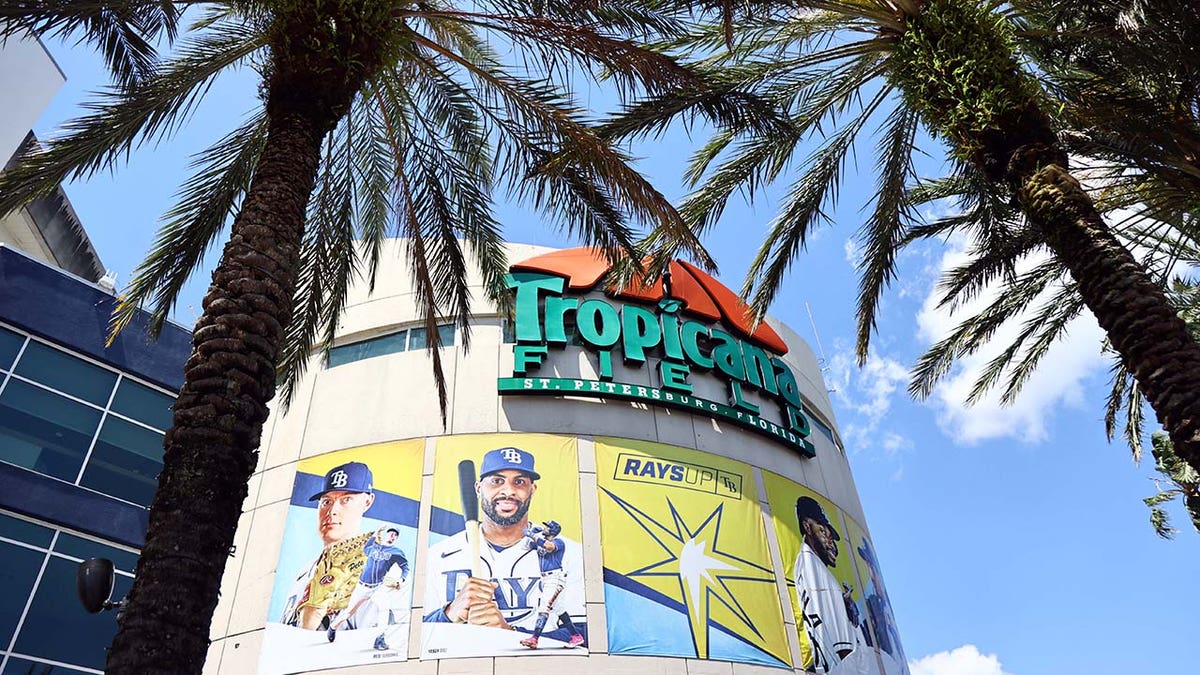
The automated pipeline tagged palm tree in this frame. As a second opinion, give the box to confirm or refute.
[0,2,713,671]
[609,1,1200,478]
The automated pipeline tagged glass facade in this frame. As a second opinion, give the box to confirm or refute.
[327,323,456,368]
[0,512,136,674]
[0,324,173,508]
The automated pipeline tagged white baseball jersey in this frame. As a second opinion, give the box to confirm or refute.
[423,525,585,632]
[794,542,856,673]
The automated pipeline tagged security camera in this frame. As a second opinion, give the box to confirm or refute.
[77,558,116,614]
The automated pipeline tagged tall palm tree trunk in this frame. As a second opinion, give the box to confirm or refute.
[106,96,336,675]
[1018,162,1200,469]
[893,0,1200,473]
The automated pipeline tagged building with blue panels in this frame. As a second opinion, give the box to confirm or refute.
[0,245,190,673]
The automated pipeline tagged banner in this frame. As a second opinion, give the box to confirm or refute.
[763,472,879,675]
[596,437,791,668]
[260,440,423,674]
[420,433,586,659]
[844,518,908,675]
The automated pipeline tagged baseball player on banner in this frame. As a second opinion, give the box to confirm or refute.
[520,520,585,649]
[279,462,410,652]
[423,446,586,651]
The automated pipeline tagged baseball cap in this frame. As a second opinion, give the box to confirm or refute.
[795,496,841,541]
[309,461,374,501]
[858,538,878,568]
[479,447,540,480]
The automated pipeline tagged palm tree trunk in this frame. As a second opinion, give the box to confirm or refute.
[105,101,331,674]
[895,0,1200,475]
[1017,161,1200,471]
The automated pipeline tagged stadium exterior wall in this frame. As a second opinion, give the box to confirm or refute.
[205,241,905,675]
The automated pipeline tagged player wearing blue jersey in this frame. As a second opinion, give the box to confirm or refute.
[423,447,586,648]
[519,520,584,649]
[327,528,411,650]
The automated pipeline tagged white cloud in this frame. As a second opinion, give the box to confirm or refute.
[828,347,912,456]
[915,236,1107,445]
[909,644,1012,675]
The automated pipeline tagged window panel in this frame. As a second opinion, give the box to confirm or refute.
[13,556,131,671]
[0,326,24,371]
[438,324,455,347]
[0,513,53,549]
[53,534,139,574]
[327,331,407,367]
[1,655,90,673]
[78,417,163,507]
[0,380,102,481]
[408,327,427,350]
[0,541,45,652]
[12,342,117,406]
[109,380,174,430]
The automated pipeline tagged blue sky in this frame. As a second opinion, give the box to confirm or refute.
[32,30,1200,675]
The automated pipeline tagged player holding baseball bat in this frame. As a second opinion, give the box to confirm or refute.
[423,447,586,646]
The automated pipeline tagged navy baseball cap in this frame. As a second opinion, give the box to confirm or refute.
[309,461,374,500]
[479,447,540,480]
[795,496,841,541]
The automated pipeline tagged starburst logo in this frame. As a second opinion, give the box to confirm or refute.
[600,488,789,665]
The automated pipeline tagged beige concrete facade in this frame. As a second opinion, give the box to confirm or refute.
[206,241,893,675]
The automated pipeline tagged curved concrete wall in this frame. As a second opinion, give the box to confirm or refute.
[204,241,894,675]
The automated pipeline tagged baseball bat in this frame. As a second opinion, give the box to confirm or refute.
[457,459,484,578]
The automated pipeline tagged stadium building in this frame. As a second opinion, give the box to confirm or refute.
[206,242,910,675]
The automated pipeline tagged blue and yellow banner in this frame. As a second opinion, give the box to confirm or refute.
[596,437,790,668]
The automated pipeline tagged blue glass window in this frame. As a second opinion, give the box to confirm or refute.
[79,417,163,506]
[53,534,139,575]
[0,326,24,371]
[13,341,117,406]
[0,380,102,481]
[13,556,131,671]
[0,513,53,549]
[110,379,174,430]
[2,655,88,673]
[0,541,43,650]
[409,324,455,350]
[327,331,407,367]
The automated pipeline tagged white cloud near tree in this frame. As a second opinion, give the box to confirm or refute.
[827,347,911,457]
[909,644,1012,675]
[915,236,1108,444]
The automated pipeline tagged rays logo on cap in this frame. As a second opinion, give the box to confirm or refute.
[329,470,349,488]
[479,446,541,480]
[501,448,523,464]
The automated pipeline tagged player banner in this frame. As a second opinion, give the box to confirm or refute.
[762,472,880,675]
[595,437,791,668]
[260,440,423,674]
[843,518,908,675]
[420,433,587,659]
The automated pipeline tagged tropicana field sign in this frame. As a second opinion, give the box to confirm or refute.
[497,248,816,457]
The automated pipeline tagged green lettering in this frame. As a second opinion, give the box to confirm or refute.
[681,321,714,369]
[544,295,577,345]
[514,345,548,375]
[710,329,746,382]
[506,272,564,343]
[576,299,621,348]
[729,380,759,413]
[659,361,692,393]
[621,305,662,365]
[741,342,778,395]
[773,358,803,408]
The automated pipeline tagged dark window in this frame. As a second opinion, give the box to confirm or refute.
[13,556,131,671]
[0,326,24,371]
[501,321,516,344]
[2,655,90,673]
[0,380,102,481]
[53,534,139,574]
[13,342,117,406]
[0,541,44,649]
[409,324,455,351]
[109,379,174,430]
[79,417,163,506]
[328,331,408,368]
[0,513,53,549]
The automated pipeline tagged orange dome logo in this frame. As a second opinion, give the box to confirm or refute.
[510,247,789,355]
